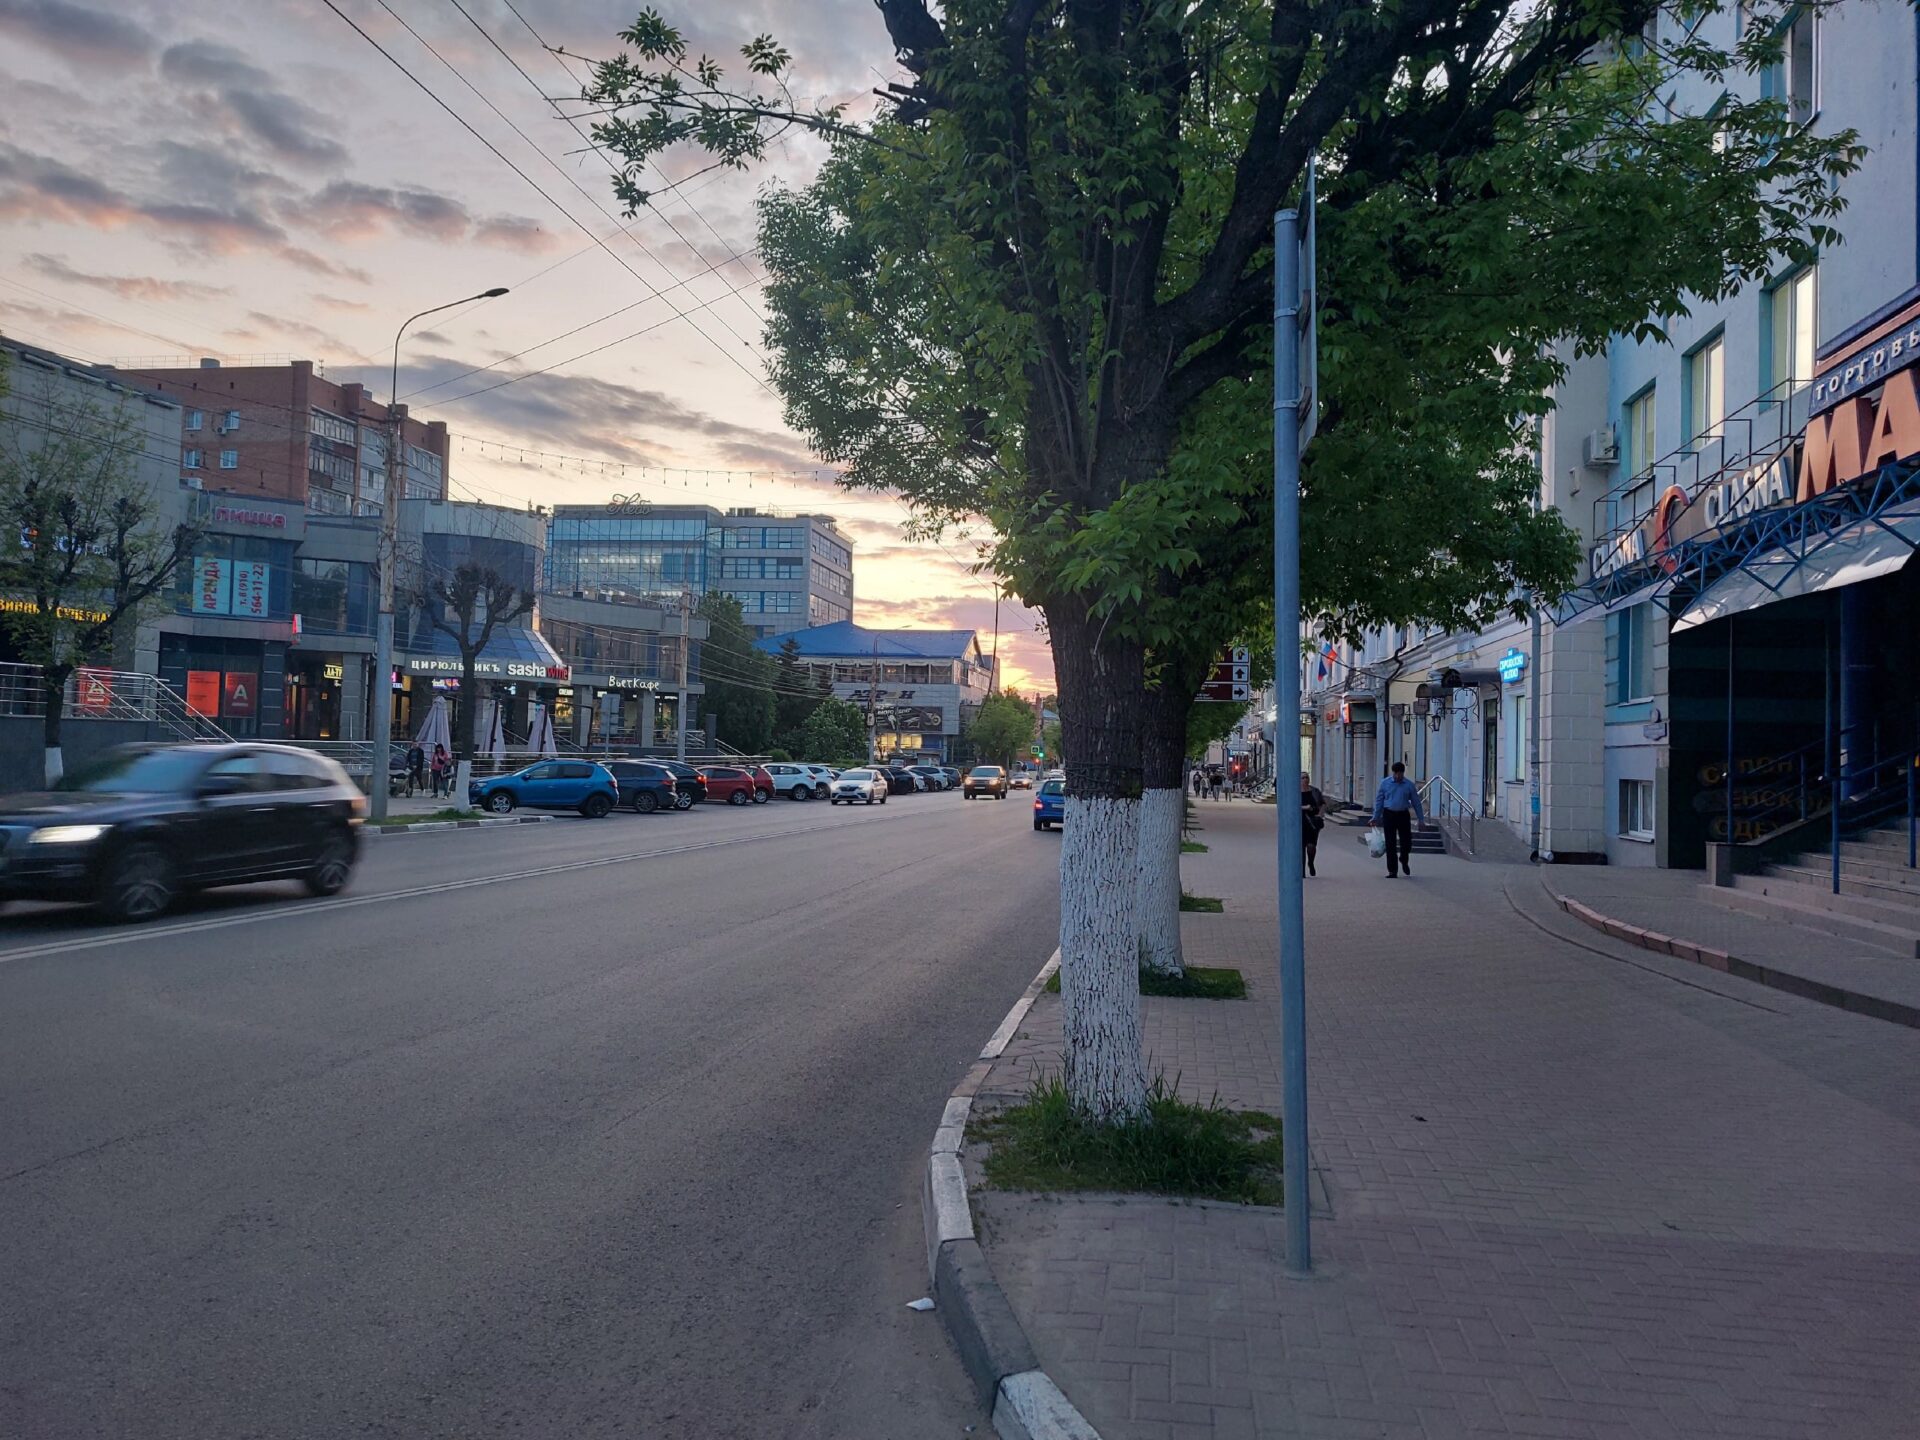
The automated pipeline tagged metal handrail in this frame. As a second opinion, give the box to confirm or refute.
[0,662,231,744]
[1418,774,1475,856]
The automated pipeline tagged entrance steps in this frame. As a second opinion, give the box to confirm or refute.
[1703,819,1920,957]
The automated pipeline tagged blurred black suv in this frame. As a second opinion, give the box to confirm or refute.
[0,743,363,923]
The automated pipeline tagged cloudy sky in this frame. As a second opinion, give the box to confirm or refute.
[0,0,1054,693]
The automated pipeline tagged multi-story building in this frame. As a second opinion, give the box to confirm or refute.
[1312,0,1920,873]
[752,620,994,761]
[544,503,854,638]
[113,358,451,517]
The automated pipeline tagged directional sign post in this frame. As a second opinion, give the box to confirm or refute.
[1194,645,1252,703]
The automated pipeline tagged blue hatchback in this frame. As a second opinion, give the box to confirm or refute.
[1032,777,1065,831]
[470,760,619,818]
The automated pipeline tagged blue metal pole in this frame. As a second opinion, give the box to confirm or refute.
[1829,614,1840,895]
[1908,759,1915,870]
[1725,617,1735,849]
[1273,203,1310,1275]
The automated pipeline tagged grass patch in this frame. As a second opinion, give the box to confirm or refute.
[1045,964,1246,1000]
[1180,840,1209,854]
[1179,892,1224,912]
[977,1075,1283,1204]
[372,808,476,828]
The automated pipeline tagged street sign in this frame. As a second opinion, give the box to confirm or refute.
[1195,680,1252,703]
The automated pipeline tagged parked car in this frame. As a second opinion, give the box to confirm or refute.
[699,765,760,806]
[798,764,838,796]
[829,768,889,805]
[0,742,362,922]
[964,765,1009,799]
[603,760,678,814]
[909,765,951,791]
[650,759,709,809]
[744,764,775,803]
[471,760,619,818]
[878,766,919,796]
[1033,776,1066,831]
[764,762,822,801]
[939,766,962,789]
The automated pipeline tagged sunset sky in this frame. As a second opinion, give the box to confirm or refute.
[0,0,1056,694]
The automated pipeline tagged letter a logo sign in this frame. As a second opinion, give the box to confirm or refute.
[222,672,257,718]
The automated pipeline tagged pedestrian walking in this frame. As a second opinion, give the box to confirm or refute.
[1370,761,1425,878]
[1191,768,1205,799]
[1299,771,1325,876]
[430,744,450,798]
[1208,768,1223,801]
[406,742,426,797]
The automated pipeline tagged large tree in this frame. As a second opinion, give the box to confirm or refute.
[0,369,195,784]
[410,559,534,803]
[967,690,1039,768]
[798,696,870,767]
[587,1,1857,1119]
[697,592,776,752]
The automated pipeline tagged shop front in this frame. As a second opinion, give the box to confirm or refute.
[396,642,572,752]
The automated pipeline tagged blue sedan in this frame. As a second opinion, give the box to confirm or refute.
[1032,777,1065,831]
[470,760,619,818]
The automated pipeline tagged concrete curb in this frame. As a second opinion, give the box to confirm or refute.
[1551,892,1920,1029]
[922,948,1105,1440]
[363,815,554,839]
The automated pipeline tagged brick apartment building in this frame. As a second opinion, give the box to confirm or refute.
[115,359,450,515]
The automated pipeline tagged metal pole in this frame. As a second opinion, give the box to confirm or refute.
[1273,203,1310,1276]
[368,286,506,821]
[1828,612,1839,895]
[1726,616,1735,851]
[675,591,690,762]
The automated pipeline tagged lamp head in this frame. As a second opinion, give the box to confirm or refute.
[482,287,509,298]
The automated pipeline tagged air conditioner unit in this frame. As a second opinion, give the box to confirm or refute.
[185,475,203,490]
[1582,425,1619,469]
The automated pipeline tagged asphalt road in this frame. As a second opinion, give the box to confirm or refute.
[0,788,1061,1439]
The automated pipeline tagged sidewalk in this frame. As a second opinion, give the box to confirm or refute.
[971,808,1920,1439]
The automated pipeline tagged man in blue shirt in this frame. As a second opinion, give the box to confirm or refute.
[1371,762,1426,878]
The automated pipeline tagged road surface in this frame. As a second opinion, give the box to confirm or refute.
[0,789,1060,1439]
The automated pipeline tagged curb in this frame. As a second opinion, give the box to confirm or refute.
[1551,893,1920,1029]
[923,948,1105,1440]
[363,815,555,839]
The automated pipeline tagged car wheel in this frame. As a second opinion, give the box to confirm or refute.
[728,790,749,807]
[486,791,517,814]
[676,792,694,811]
[1034,819,1044,831]
[865,793,875,805]
[753,788,770,804]
[790,785,810,801]
[99,843,174,923]
[581,793,612,819]
[880,791,887,804]
[814,784,830,800]
[304,829,355,896]
[633,791,659,814]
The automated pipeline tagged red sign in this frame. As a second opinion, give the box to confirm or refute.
[186,670,220,717]
[223,671,258,718]
[76,667,112,715]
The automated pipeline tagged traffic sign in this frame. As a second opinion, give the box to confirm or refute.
[1195,680,1252,703]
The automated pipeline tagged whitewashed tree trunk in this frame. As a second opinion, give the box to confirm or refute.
[453,759,474,811]
[1134,786,1185,975]
[43,746,64,787]
[1059,794,1149,1122]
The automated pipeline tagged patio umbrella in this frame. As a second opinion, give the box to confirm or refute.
[530,702,559,757]
[413,692,452,757]
[480,697,507,761]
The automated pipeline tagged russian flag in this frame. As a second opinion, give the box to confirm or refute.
[1316,641,1336,681]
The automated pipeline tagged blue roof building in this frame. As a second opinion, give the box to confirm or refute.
[754,621,996,760]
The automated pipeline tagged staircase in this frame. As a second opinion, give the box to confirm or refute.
[1708,817,1920,957]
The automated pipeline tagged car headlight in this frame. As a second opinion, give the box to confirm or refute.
[30,823,108,845]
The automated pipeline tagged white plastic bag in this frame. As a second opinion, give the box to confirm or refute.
[1365,826,1387,858]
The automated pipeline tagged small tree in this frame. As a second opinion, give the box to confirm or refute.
[0,372,194,784]
[697,592,776,751]
[771,635,824,749]
[967,691,1038,769]
[412,559,534,804]
[798,696,869,768]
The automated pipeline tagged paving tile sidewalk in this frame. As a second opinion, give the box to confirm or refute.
[972,808,1920,1439]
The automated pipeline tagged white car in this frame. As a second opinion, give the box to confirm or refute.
[765,762,827,800]
[829,768,888,805]
[908,765,950,790]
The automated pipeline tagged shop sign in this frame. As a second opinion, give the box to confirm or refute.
[193,555,230,615]
[403,655,570,681]
[1348,720,1378,737]
[185,669,220,717]
[1811,297,1920,415]
[1799,368,1920,502]
[76,667,113,714]
[230,560,269,618]
[322,662,344,682]
[223,672,257,718]
[0,594,113,625]
[211,505,287,529]
[191,557,270,617]
[597,674,660,691]
[1497,648,1528,684]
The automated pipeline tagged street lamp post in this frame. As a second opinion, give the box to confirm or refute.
[367,287,507,822]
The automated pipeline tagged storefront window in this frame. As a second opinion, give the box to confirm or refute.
[179,536,291,620]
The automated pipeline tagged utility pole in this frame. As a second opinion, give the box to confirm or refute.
[989,586,1001,695]
[675,589,691,761]
[866,635,881,763]
[368,286,506,822]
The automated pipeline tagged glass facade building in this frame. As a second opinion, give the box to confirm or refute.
[544,511,720,599]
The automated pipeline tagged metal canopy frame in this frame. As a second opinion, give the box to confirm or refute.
[1551,455,1920,628]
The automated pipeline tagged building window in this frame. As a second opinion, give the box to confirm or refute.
[1623,385,1656,479]
[186,410,204,432]
[1620,778,1656,841]
[220,409,241,433]
[1764,7,1817,126]
[1765,265,1818,396]
[184,449,203,469]
[309,409,355,445]
[1608,604,1655,704]
[1684,333,1725,445]
[219,449,238,470]
[1509,694,1527,781]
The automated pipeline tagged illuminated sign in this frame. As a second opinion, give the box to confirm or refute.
[211,505,287,529]
[0,595,110,625]
[403,656,571,681]
[1498,648,1528,684]
[322,663,344,682]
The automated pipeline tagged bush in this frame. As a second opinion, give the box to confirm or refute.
[767,748,792,763]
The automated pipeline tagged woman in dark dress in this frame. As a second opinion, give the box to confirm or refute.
[1300,771,1326,876]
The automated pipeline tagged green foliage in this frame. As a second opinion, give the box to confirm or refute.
[696,593,775,752]
[1179,893,1224,913]
[1180,840,1208,854]
[967,690,1037,767]
[978,1075,1283,1205]
[797,696,869,767]
[772,635,824,751]
[1045,963,1244,999]
[767,747,792,763]
[1038,718,1063,765]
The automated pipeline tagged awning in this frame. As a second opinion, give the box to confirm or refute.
[399,624,570,680]
[1672,506,1920,632]
[1549,574,1679,630]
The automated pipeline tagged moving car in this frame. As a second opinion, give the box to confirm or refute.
[651,759,709,809]
[964,765,1009,799]
[0,742,362,923]
[1010,770,1034,790]
[699,765,760,806]
[829,768,889,805]
[764,762,821,800]
[1033,776,1065,831]
[908,765,951,791]
[603,760,678,814]
[470,760,619,817]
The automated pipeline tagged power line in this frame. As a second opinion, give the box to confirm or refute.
[315,0,773,400]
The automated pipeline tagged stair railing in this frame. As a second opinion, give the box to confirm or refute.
[1418,774,1475,856]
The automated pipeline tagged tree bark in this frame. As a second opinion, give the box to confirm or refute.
[41,665,69,786]
[1135,675,1192,976]
[1047,590,1148,1122]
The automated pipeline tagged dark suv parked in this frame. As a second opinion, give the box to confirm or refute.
[604,761,679,814]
